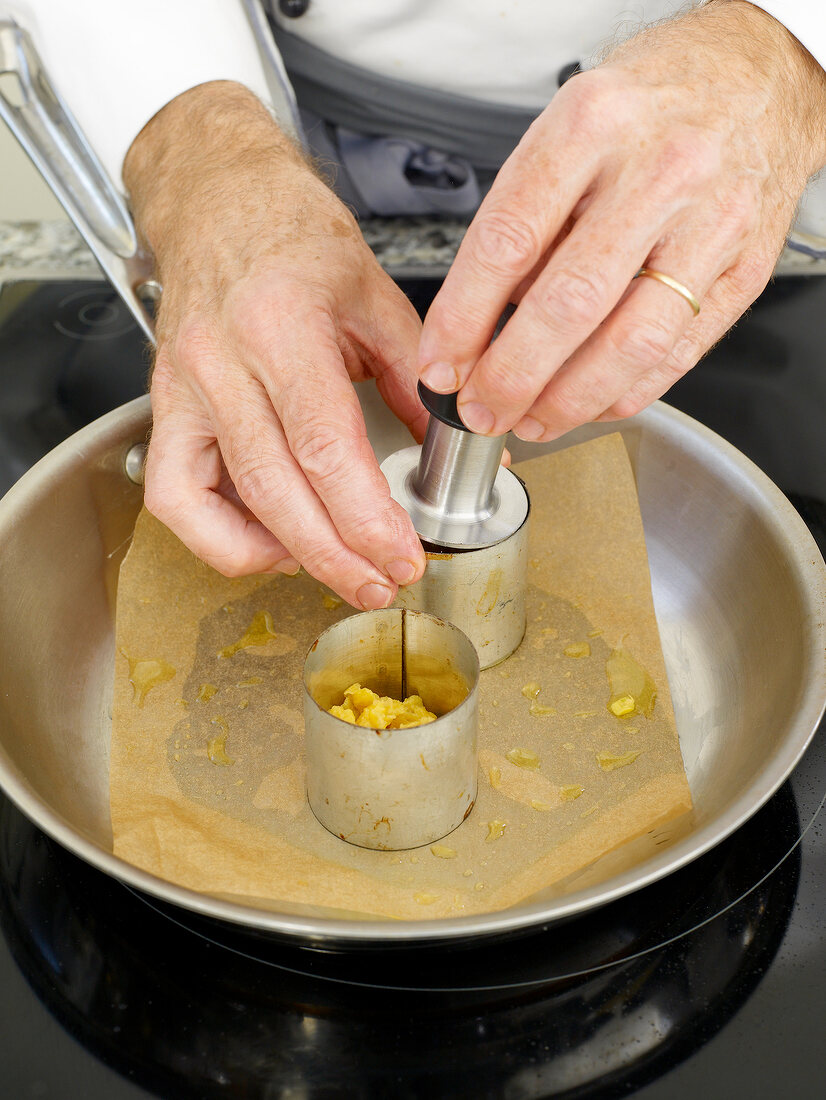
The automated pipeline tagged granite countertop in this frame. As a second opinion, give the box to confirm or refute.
[0,217,468,281]
[2,216,824,284]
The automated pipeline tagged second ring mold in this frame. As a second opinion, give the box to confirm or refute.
[303,609,479,851]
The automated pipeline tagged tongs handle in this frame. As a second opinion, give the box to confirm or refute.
[0,19,157,342]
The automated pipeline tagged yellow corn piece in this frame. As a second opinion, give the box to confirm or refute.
[596,750,642,772]
[560,784,584,801]
[608,694,636,718]
[505,747,540,770]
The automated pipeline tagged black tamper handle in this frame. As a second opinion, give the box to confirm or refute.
[417,381,471,433]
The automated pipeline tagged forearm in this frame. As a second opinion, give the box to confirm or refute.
[124,82,310,279]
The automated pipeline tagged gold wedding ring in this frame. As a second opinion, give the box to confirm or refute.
[634,268,701,316]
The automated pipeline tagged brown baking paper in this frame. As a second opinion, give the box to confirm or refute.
[110,433,692,920]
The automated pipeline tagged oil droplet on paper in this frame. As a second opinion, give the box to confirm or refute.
[564,641,591,658]
[488,765,502,789]
[505,748,540,770]
[127,657,176,707]
[606,649,657,718]
[530,800,552,812]
[430,844,457,859]
[197,683,219,703]
[238,676,263,687]
[219,610,294,660]
[207,716,234,766]
[529,701,557,718]
[321,590,344,611]
[414,892,439,905]
[486,820,507,842]
[521,682,541,699]
[596,749,641,772]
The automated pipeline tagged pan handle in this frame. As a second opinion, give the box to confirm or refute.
[0,19,157,342]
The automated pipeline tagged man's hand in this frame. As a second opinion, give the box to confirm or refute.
[419,1,826,440]
[125,82,428,608]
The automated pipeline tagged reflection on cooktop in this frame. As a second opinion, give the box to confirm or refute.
[0,775,803,1099]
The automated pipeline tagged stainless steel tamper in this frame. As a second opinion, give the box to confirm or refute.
[381,383,530,668]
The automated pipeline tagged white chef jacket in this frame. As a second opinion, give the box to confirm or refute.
[4,1,826,236]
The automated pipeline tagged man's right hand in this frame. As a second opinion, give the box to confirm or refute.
[124,81,428,609]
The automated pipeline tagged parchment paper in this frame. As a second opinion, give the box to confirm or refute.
[110,433,692,920]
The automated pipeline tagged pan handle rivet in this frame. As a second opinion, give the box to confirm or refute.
[124,443,147,485]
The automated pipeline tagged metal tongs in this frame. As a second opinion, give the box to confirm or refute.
[0,19,158,341]
[0,3,304,346]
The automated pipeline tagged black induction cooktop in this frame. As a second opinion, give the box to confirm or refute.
[0,274,824,1099]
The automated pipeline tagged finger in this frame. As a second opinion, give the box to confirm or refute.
[513,229,765,440]
[208,369,404,610]
[418,113,600,392]
[511,276,705,441]
[451,182,685,435]
[144,409,299,577]
[598,258,770,420]
[510,253,722,441]
[256,325,426,586]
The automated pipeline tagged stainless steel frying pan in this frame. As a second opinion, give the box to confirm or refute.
[0,387,823,946]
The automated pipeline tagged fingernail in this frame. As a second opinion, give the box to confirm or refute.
[357,582,395,610]
[420,362,458,392]
[385,559,419,585]
[513,416,546,442]
[459,401,495,434]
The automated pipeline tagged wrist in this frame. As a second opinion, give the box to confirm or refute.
[605,1,826,180]
[712,1,826,176]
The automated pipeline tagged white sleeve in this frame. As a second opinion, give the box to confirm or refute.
[747,3,826,71]
[2,1,292,188]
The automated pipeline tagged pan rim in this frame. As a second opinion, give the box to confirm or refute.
[0,394,823,945]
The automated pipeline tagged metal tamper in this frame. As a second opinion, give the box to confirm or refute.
[380,383,530,668]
